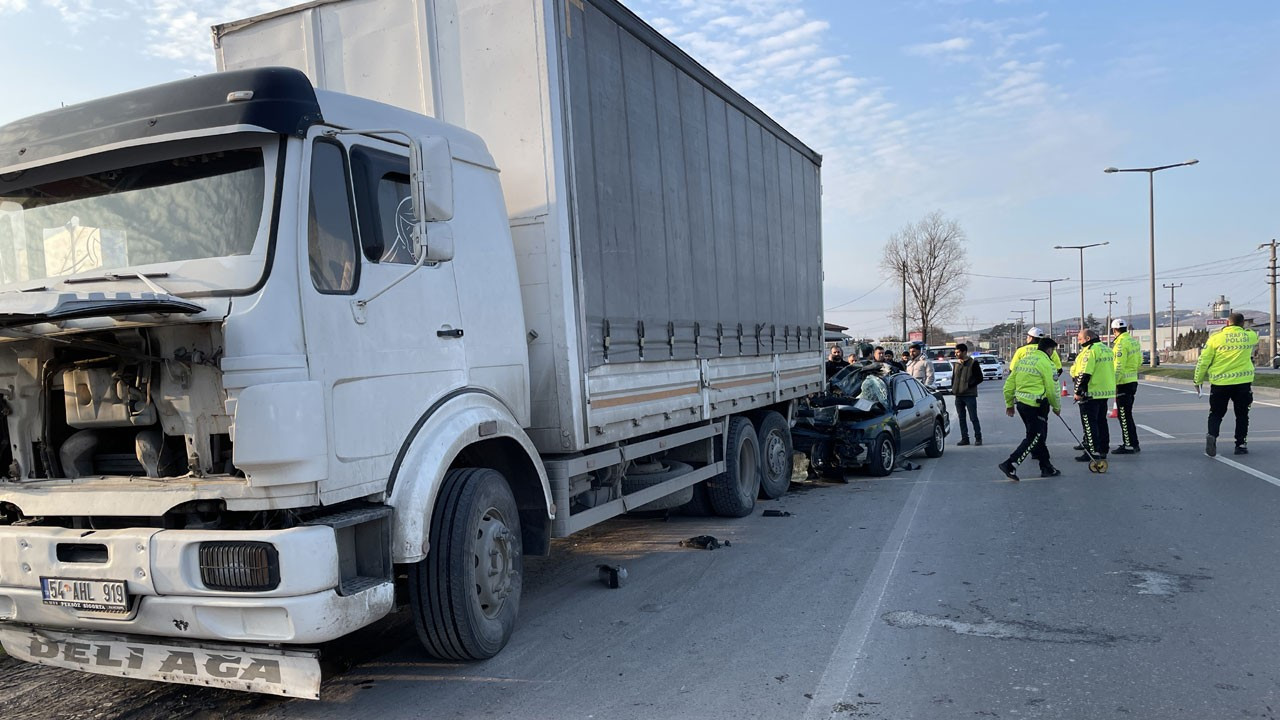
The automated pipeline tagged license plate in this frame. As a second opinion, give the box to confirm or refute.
[40,577,129,613]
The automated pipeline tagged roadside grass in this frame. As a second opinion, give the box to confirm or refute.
[1141,367,1280,389]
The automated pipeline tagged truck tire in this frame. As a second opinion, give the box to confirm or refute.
[707,417,760,517]
[756,411,793,499]
[674,481,713,516]
[867,433,896,477]
[623,460,695,512]
[409,467,522,661]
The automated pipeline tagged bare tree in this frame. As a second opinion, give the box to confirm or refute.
[880,211,970,345]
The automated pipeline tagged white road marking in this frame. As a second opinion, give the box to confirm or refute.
[1137,424,1175,439]
[803,465,931,720]
[1140,380,1280,408]
[1214,456,1280,489]
[1139,381,1198,395]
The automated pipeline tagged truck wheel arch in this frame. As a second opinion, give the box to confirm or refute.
[387,390,551,564]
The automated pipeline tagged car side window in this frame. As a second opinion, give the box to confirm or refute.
[891,377,913,405]
[307,140,360,294]
[907,378,928,402]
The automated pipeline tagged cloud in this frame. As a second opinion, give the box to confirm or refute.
[143,0,281,66]
[0,0,28,13]
[904,36,973,56]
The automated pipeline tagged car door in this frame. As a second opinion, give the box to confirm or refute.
[891,376,925,450]
[299,132,466,498]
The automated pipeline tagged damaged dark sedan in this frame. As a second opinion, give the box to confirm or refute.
[792,362,950,478]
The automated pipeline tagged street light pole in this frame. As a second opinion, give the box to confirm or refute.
[1033,277,1069,347]
[1019,298,1042,328]
[1053,243,1109,345]
[1104,159,1199,367]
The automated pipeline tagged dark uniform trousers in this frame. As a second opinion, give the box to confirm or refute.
[1008,401,1051,468]
[1114,381,1139,449]
[1208,383,1252,447]
[1079,398,1109,455]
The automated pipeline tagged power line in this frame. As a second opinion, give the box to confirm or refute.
[824,277,889,311]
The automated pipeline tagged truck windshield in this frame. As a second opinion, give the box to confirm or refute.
[0,140,270,289]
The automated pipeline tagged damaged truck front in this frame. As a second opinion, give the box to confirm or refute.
[0,71,396,698]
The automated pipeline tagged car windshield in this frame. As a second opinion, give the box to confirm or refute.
[932,362,951,372]
[0,136,272,290]
[977,356,998,364]
[829,366,890,406]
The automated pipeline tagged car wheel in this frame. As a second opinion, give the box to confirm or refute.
[866,433,896,477]
[925,420,945,458]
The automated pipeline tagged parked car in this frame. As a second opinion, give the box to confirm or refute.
[932,361,954,393]
[792,364,950,478]
[1272,354,1279,369]
[973,354,1006,380]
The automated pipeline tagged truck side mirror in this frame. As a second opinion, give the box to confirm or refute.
[409,135,453,263]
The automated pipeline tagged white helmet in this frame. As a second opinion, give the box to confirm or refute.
[1026,326,1046,338]
[1111,318,1127,329]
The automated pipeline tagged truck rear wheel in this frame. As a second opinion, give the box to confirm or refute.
[409,467,522,661]
[707,417,760,517]
[756,411,793,499]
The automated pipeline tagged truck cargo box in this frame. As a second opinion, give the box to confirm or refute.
[215,0,824,453]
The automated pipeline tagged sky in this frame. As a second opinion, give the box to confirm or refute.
[1,0,1277,338]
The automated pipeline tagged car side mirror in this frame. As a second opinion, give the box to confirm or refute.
[896,399,914,411]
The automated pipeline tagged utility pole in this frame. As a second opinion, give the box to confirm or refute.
[1261,239,1278,363]
[900,260,908,343]
[1103,292,1118,338]
[1163,282,1183,351]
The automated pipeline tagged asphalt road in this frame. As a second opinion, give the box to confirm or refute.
[2,380,1278,719]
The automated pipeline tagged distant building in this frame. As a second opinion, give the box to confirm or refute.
[824,322,851,344]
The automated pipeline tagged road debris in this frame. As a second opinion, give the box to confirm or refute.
[679,535,730,550]
[762,509,793,517]
[597,564,628,588]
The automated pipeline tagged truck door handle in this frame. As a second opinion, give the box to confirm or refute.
[437,328,464,338]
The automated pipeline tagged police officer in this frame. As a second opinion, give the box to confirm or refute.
[1110,319,1142,454]
[999,337,1062,481]
[1071,329,1116,462]
[1195,312,1259,456]
[1011,327,1064,379]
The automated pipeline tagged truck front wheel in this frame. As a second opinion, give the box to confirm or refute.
[410,467,522,661]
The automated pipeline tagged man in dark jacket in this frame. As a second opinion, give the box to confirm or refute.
[826,345,846,379]
[951,343,984,445]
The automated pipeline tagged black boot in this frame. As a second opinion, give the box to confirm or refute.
[975,436,983,446]
[957,437,970,446]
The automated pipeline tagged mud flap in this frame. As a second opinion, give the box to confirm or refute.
[0,626,322,699]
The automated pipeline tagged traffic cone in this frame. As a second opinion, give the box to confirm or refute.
[1060,381,1069,397]
[1107,400,1118,419]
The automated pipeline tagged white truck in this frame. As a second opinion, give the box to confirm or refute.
[0,0,823,698]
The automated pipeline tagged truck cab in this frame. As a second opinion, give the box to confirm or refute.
[0,68,548,697]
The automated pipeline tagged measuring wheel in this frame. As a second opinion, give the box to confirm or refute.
[1089,458,1109,474]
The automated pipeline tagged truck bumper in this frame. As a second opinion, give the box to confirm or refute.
[0,582,393,644]
[0,625,324,698]
[0,524,394,645]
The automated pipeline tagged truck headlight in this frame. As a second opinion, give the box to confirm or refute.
[198,541,280,592]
